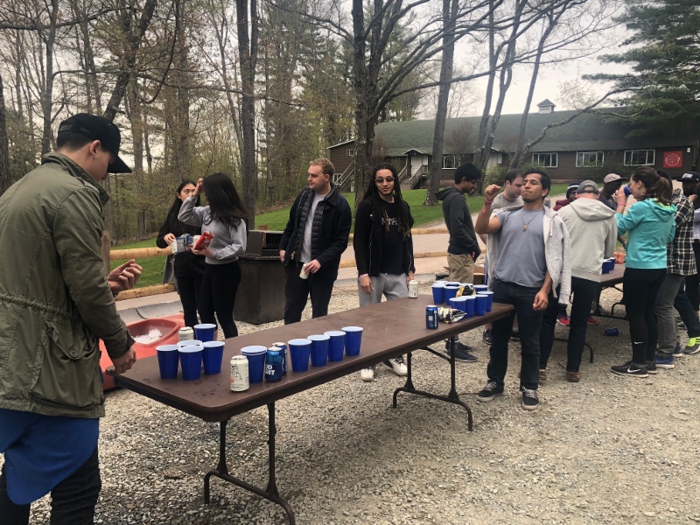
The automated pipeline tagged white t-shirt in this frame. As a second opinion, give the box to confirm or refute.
[300,192,325,263]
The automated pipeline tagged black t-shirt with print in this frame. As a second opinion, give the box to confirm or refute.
[379,201,404,275]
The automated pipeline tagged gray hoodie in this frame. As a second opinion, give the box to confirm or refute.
[487,205,572,304]
[557,198,617,282]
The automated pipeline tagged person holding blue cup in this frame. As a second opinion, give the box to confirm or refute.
[354,164,414,382]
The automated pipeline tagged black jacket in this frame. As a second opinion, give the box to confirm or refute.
[435,186,481,259]
[353,198,415,277]
[279,184,352,280]
[156,212,206,278]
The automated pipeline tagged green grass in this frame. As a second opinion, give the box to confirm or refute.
[113,185,571,288]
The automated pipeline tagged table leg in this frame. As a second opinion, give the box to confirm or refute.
[203,403,296,524]
[393,336,473,431]
[553,337,594,364]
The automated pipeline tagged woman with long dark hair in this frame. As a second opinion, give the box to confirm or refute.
[178,173,248,338]
[156,180,206,328]
[353,163,415,382]
[612,166,675,377]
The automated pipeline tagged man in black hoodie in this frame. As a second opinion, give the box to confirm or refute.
[436,164,482,283]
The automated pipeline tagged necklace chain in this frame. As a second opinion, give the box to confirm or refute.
[521,210,538,231]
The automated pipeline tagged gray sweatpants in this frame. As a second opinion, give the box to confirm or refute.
[655,273,684,358]
[359,273,408,307]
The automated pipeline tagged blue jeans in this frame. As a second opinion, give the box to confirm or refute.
[540,278,599,372]
[674,279,700,339]
[488,280,544,390]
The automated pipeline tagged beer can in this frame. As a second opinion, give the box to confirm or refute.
[605,328,619,337]
[178,327,195,342]
[426,305,438,329]
[265,348,283,381]
[272,342,287,375]
[409,280,419,298]
[230,356,249,392]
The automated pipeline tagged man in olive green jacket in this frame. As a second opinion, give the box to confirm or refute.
[0,114,141,524]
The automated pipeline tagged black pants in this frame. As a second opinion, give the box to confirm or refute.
[623,267,666,364]
[284,262,335,325]
[0,446,101,525]
[685,242,700,311]
[540,277,599,373]
[176,274,203,328]
[199,261,241,339]
[488,280,544,390]
[675,280,700,338]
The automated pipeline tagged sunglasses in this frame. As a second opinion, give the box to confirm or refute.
[376,177,395,184]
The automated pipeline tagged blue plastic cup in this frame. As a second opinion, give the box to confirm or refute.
[342,326,363,356]
[447,282,460,287]
[179,346,203,381]
[178,339,202,348]
[432,284,446,304]
[202,341,225,375]
[308,334,330,367]
[194,324,217,342]
[482,291,494,312]
[464,296,476,318]
[475,294,488,316]
[288,339,312,372]
[450,296,468,312]
[325,331,346,362]
[444,286,460,302]
[157,345,179,379]
[474,285,488,294]
[608,257,616,268]
[242,346,267,383]
[623,184,631,197]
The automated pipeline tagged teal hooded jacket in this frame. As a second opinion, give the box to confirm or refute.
[617,198,676,270]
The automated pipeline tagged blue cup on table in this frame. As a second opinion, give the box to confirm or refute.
[242,345,268,383]
[447,282,460,287]
[602,260,612,274]
[325,331,346,361]
[179,345,203,381]
[202,341,225,375]
[608,257,616,269]
[474,285,488,294]
[444,286,460,303]
[464,296,475,318]
[288,339,312,372]
[308,334,330,367]
[178,339,202,348]
[432,284,446,304]
[482,291,494,311]
[450,296,468,312]
[474,294,488,316]
[194,324,217,342]
[157,345,179,379]
[342,326,363,356]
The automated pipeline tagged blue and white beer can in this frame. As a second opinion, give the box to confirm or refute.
[426,305,439,329]
[272,342,287,375]
[265,348,283,381]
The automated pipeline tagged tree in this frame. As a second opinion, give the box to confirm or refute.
[0,70,10,194]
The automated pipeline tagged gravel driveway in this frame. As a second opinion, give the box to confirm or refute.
[7,284,700,524]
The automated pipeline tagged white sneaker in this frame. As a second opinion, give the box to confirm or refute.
[384,356,408,376]
[360,366,375,382]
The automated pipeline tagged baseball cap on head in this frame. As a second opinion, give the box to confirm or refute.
[578,180,599,195]
[681,171,700,182]
[57,113,132,173]
[603,173,622,184]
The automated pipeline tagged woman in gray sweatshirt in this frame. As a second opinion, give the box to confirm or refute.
[178,173,248,338]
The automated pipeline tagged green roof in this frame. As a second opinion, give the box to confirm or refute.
[348,108,699,156]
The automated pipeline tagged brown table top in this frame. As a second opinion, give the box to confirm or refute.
[115,296,513,422]
[599,264,625,287]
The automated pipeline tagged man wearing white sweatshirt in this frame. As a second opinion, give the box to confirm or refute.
[539,180,617,382]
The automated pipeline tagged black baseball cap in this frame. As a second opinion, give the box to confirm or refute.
[57,113,132,173]
[681,171,700,183]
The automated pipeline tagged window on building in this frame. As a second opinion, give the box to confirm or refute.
[576,151,605,167]
[442,155,457,169]
[346,149,355,157]
[624,149,655,166]
[532,153,558,168]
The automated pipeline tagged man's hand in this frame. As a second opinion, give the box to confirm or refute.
[164,233,176,245]
[406,271,414,289]
[194,178,204,196]
[689,194,697,203]
[533,290,549,311]
[360,275,373,295]
[279,250,285,263]
[105,347,136,376]
[108,260,143,294]
[484,184,501,201]
[305,259,321,273]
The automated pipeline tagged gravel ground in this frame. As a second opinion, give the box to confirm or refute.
[6,283,700,524]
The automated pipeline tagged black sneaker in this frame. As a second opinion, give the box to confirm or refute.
[477,381,504,402]
[510,329,520,341]
[482,329,492,345]
[445,340,472,352]
[520,387,540,411]
[611,361,648,378]
[646,360,658,374]
[446,345,478,362]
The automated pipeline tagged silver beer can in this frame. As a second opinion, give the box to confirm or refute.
[408,280,419,298]
[178,327,195,342]
[230,355,249,392]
